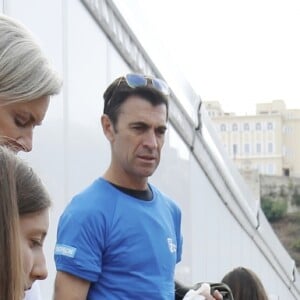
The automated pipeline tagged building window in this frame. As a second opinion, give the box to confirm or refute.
[283,168,290,176]
[282,146,287,157]
[243,123,250,131]
[267,122,273,130]
[244,143,250,154]
[256,143,261,153]
[283,126,287,133]
[220,124,226,131]
[268,142,273,153]
[283,126,292,134]
[232,123,238,131]
[268,164,274,175]
[233,144,238,156]
[255,122,261,130]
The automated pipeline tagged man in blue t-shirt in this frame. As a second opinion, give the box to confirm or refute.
[53,74,222,300]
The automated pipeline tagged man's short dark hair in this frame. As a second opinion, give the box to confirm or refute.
[103,76,169,127]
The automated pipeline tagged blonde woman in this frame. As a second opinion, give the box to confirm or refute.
[0,14,61,152]
[0,13,62,299]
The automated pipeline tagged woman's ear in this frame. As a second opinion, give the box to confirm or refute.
[101,114,115,142]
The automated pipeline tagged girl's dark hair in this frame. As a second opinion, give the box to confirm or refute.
[222,267,269,300]
[0,146,51,300]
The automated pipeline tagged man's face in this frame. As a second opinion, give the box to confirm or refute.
[0,96,50,152]
[104,95,167,188]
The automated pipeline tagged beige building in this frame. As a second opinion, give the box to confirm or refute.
[204,100,300,177]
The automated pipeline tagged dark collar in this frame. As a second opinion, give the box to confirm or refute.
[110,182,153,201]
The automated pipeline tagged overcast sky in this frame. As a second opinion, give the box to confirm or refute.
[115,0,300,115]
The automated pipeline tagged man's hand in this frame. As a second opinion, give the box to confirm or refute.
[182,283,223,300]
[176,280,225,300]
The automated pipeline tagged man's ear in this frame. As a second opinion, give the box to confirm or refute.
[101,114,115,142]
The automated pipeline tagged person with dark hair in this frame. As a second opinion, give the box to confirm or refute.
[54,74,222,299]
[221,267,269,300]
[0,146,51,300]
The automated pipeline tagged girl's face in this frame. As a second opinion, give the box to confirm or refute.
[19,208,49,291]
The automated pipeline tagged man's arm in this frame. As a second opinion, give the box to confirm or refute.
[53,271,90,300]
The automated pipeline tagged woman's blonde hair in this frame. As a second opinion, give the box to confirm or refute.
[0,146,51,300]
[0,14,62,103]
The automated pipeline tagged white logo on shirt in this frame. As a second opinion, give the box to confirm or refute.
[55,244,77,258]
[167,238,177,253]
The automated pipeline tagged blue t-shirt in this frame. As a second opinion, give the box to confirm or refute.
[55,178,182,299]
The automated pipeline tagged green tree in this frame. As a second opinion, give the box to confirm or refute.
[261,196,287,221]
[292,190,300,206]
[292,239,300,251]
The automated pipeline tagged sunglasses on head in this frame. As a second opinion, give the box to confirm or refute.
[104,74,170,113]
[124,73,170,96]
